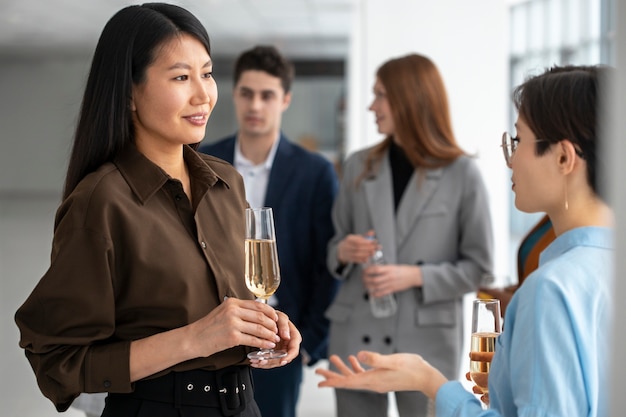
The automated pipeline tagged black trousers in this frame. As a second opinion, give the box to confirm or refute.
[251,354,303,417]
[102,367,261,417]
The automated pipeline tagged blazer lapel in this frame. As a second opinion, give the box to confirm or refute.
[220,136,236,164]
[264,135,296,208]
[364,155,397,263]
[395,167,443,249]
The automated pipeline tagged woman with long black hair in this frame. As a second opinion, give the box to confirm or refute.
[15,4,301,416]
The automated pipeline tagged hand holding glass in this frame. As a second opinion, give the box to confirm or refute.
[244,207,287,360]
[469,299,501,395]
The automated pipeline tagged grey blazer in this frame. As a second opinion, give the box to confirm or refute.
[325,146,494,378]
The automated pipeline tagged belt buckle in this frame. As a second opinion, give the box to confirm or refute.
[216,368,246,416]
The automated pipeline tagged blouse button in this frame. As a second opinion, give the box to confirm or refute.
[384,336,392,345]
[362,335,370,344]
[201,241,207,249]
[175,194,183,201]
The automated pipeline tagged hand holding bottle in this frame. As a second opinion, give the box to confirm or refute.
[337,232,378,265]
[362,235,397,318]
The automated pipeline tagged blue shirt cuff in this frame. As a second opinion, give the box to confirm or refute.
[436,381,484,417]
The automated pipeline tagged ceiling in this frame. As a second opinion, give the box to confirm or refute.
[0,0,355,58]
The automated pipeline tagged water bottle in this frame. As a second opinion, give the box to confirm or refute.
[363,237,398,318]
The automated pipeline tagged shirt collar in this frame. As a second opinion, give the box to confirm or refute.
[234,134,280,170]
[539,226,613,265]
[114,144,227,204]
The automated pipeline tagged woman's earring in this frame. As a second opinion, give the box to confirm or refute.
[564,181,569,211]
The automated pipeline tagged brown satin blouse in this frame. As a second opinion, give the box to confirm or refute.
[15,144,254,411]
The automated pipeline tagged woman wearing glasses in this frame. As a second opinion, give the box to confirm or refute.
[317,65,613,417]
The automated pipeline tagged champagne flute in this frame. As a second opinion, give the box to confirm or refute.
[469,298,501,397]
[244,207,287,360]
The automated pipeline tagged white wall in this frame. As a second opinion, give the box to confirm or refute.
[342,2,510,395]
[346,0,511,278]
[609,1,625,415]
[0,53,90,194]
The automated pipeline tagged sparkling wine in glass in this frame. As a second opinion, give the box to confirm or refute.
[469,298,501,395]
[244,207,287,360]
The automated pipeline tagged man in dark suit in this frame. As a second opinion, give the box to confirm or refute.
[199,45,339,417]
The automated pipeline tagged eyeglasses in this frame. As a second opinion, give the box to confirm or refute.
[501,132,585,166]
[500,132,541,166]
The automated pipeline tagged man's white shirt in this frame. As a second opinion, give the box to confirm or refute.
[233,136,279,209]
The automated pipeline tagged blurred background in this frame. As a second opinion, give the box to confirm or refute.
[1,0,625,416]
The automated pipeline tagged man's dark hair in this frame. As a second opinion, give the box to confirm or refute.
[233,45,294,93]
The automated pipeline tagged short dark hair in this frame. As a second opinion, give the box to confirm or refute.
[233,45,294,93]
[63,3,211,198]
[513,65,611,195]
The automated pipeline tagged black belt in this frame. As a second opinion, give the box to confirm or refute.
[120,366,253,416]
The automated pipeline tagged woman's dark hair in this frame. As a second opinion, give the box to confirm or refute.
[513,65,610,195]
[63,3,211,198]
[358,53,465,185]
[233,45,295,94]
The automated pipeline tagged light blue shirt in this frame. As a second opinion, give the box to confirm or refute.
[436,226,613,417]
